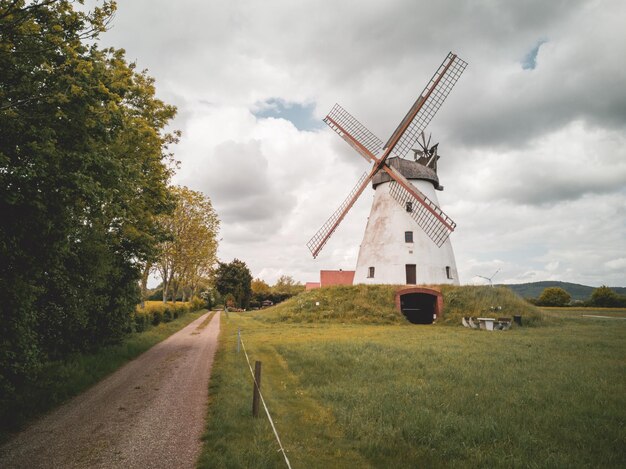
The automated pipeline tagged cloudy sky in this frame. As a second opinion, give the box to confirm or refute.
[95,0,625,287]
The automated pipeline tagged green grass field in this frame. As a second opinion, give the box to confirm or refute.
[541,306,626,319]
[200,304,626,468]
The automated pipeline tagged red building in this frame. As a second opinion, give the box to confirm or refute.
[320,270,355,287]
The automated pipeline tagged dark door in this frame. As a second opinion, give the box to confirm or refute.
[405,264,416,284]
[400,293,435,324]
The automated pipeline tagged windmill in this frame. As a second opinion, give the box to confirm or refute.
[307,52,467,285]
[476,269,501,287]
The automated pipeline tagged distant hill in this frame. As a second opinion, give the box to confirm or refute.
[499,281,626,301]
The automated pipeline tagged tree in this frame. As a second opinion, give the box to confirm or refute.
[272,275,300,295]
[250,278,271,308]
[0,0,177,421]
[214,259,252,309]
[249,275,305,307]
[537,287,571,307]
[139,260,154,309]
[251,278,271,296]
[588,286,626,307]
[154,186,219,303]
[173,187,219,301]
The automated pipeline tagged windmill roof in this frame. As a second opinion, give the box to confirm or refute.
[372,157,440,189]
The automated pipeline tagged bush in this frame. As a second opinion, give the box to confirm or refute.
[588,286,626,307]
[163,306,174,323]
[151,309,163,326]
[190,296,205,311]
[133,300,194,332]
[536,287,571,307]
[133,300,200,332]
[133,312,150,333]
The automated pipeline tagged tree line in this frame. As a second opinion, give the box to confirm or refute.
[207,261,304,311]
[250,275,305,308]
[0,0,219,420]
[529,286,626,307]
[2,0,306,420]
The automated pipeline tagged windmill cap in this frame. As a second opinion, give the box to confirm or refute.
[372,157,441,190]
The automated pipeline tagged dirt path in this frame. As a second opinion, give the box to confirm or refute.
[0,311,221,469]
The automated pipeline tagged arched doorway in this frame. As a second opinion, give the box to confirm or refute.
[395,287,443,324]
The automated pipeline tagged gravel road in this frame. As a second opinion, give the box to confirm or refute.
[0,311,221,469]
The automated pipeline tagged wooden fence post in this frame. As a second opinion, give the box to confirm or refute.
[252,360,262,418]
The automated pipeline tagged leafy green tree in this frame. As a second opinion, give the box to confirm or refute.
[0,0,177,421]
[250,278,272,307]
[214,259,252,309]
[272,275,304,296]
[154,186,220,303]
[588,286,626,307]
[250,278,271,308]
[252,278,271,296]
[537,287,571,306]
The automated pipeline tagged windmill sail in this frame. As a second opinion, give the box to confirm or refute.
[388,180,455,247]
[307,171,370,258]
[307,52,466,258]
[384,53,467,159]
[324,104,383,162]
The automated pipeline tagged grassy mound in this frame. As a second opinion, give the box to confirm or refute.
[252,285,403,324]
[440,285,543,326]
[252,284,543,326]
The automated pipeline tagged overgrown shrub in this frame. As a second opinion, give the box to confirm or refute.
[133,312,150,333]
[535,287,571,306]
[587,286,626,307]
[190,296,206,311]
[151,309,163,326]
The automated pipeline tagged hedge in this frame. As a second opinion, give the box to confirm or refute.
[134,297,205,332]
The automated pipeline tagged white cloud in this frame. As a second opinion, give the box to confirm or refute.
[169,103,371,282]
[94,0,626,286]
[605,258,626,271]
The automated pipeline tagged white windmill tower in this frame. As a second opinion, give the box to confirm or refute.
[307,52,467,286]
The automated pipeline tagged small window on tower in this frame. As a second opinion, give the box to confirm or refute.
[405,201,413,213]
[446,266,453,279]
[405,231,413,243]
[368,266,375,278]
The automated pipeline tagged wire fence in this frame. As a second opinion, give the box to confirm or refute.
[238,330,293,469]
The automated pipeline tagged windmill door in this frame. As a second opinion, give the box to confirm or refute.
[405,264,416,284]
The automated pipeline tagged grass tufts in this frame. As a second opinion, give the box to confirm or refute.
[253,285,403,324]
[440,285,543,326]
[251,284,543,327]
[200,310,625,467]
